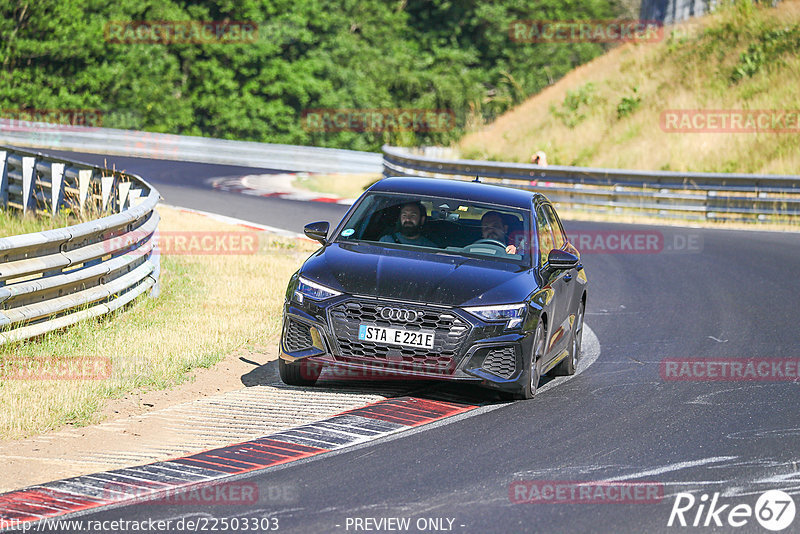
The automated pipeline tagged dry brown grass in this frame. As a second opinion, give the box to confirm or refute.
[0,206,318,440]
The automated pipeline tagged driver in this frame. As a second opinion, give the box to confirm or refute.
[480,211,517,254]
[379,201,437,247]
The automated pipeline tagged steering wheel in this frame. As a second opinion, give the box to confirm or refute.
[470,239,508,250]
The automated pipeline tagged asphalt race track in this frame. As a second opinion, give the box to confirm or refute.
[37,149,350,234]
[13,151,800,533]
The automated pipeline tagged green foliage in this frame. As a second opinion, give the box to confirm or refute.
[731,25,800,82]
[0,0,622,151]
[732,44,765,81]
[550,82,597,128]
[616,86,640,119]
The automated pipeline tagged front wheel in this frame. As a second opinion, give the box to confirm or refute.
[279,358,322,386]
[553,301,584,376]
[506,321,545,400]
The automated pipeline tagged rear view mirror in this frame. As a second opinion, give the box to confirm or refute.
[304,221,329,245]
[547,249,579,270]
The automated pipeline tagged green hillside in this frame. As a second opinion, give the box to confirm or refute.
[458,0,800,175]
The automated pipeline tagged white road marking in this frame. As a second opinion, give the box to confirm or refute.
[600,456,738,482]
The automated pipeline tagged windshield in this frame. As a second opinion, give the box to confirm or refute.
[335,192,531,264]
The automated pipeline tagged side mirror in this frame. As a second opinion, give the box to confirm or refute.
[547,249,579,270]
[304,221,330,245]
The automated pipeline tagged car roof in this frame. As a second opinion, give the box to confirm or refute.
[368,177,545,210]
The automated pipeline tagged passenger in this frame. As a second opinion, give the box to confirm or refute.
[379,201,437,247]
[480,211,518,254]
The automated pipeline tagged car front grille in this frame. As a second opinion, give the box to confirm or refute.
[481,347,517,379]
[284,318,314,352]
[329,299,470,373]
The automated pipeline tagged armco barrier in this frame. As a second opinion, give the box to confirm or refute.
[0,146,160,345]
[382,145,800,222]
[5,121,797,221]
[0,119,382,174]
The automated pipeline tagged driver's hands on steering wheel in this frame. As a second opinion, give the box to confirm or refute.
[472,238,517,255]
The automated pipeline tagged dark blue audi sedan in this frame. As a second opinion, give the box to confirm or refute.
[279,177,587,399]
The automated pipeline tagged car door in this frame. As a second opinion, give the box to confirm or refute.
[542,203,580,324]
[535,203,570,365]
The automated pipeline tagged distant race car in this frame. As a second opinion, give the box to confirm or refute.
[278,177,587,399]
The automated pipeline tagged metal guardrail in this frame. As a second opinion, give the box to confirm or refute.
[0,146,160,345]
[0,121,382,174]
[382,145,800,222]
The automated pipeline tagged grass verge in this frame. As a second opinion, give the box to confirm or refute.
[0,206,318,440]
[0,210,79,237]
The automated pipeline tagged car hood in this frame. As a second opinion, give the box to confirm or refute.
[301,242,535,307]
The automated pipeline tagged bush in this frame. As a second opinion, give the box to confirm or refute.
[550,83,597,128]
[731,25,800,82]
[616,86,641,119]
[0,0,622,152]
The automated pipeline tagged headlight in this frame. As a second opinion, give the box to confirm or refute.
[463,303,526,329]
[295,276,341,303]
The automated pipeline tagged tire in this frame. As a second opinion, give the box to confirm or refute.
[279,358,322,386]
[506,321,545,400]
[553,301,584,376]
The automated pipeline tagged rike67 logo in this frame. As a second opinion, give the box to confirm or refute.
[668,490,796,531]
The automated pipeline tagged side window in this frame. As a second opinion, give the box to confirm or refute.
[543,204,566,249]
[535,206,555,267]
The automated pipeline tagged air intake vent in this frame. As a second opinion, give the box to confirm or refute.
[482,347,516,379]
[284,318,314,352]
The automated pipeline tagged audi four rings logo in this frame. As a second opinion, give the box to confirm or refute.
[380,307,419,322]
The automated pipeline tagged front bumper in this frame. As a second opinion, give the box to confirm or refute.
[279,294,534,393]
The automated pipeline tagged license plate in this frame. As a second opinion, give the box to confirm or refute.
[358,324,435,349]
